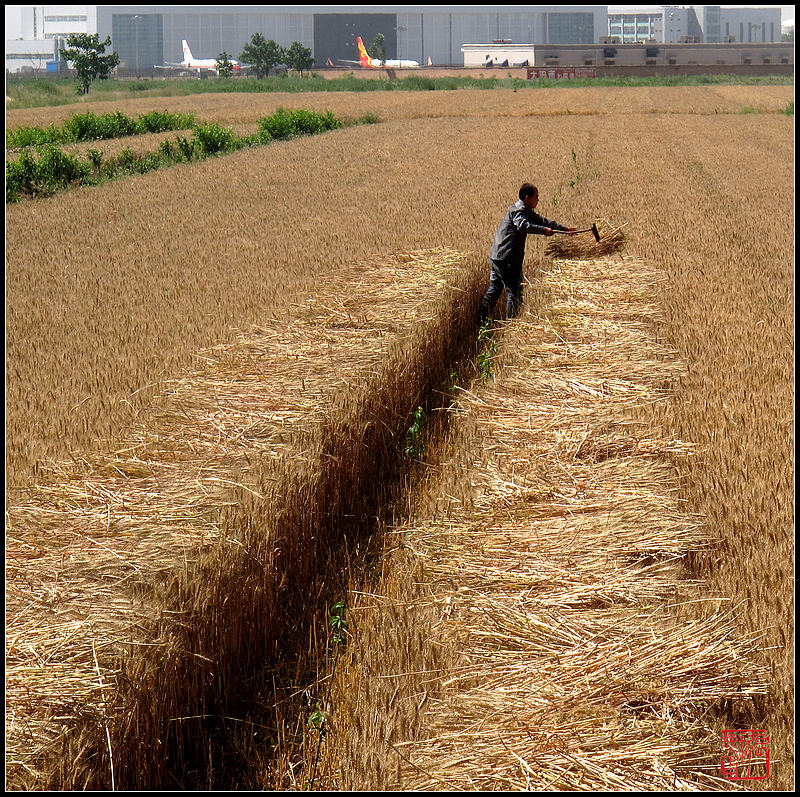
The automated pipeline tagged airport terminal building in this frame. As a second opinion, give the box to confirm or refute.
[6,5,791,74]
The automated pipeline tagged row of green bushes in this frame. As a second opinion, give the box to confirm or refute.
[6,108,367,202]
[6,109,198,148]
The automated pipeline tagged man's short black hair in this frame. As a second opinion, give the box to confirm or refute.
[519,183,538,201]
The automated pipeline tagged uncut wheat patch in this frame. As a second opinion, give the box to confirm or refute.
[6,112,584,493]
[6,85,794,134]
[577,112,793,785]
[316,254,768,791]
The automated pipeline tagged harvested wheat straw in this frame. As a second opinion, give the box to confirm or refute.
[545,219,628,260]
[4,248,479,790]
[318,254,767,791]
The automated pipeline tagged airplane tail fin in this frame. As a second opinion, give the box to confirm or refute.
[182,40,193,62]
[356,36,372,68]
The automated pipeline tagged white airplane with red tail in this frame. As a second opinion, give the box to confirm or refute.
[156,40,250,75]
[342,36,427,68]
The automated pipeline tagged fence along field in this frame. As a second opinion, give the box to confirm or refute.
[5,86,794,787]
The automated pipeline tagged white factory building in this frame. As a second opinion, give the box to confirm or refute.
[607,6,783,44]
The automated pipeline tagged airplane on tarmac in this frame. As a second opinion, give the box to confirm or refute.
[338,36,425,68]
[156,40,250,75]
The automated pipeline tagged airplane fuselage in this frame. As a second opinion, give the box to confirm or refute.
[356,37,420,69]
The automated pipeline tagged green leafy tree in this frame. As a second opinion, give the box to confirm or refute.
[240,33,285,79]
[215,52,234,77]
[369,33,386,61]
[284,41,314,76]
[58,33,120,95]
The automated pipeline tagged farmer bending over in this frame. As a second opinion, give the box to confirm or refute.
[480,183,578,324]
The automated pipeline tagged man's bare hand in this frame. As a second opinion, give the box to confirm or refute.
[544,228,555,236]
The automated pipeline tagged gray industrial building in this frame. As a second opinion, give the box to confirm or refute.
[5,5,792,73]
[91,5,609,73]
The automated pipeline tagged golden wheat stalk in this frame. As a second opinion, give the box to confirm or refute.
[546,219,629,259]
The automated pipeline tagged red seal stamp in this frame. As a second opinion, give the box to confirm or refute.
[720,729,770,780]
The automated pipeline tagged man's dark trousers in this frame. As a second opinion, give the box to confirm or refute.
[479,258,523,324]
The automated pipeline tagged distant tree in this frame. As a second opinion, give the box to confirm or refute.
[240,33,285,79]
[369,33,386,61]
[215,52,234,77]
[58,33,120,95]
[782,26,794,42]
[284,41,314,76]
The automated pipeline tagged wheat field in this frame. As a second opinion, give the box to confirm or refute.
[5,85,793,789]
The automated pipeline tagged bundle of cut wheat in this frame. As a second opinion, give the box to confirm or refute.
[546,219,628,259]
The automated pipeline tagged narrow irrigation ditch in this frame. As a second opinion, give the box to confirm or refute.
[5,249,489,790]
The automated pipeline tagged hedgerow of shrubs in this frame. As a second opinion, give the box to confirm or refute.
[256,107,342,142]
[6,108,369,202]
[6,109,198,148]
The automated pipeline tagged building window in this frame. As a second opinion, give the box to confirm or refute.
[44,15,87,23]
[548,12,594,45]
[111,13,164,74]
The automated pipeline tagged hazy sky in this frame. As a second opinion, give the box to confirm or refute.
[4,5,796,40]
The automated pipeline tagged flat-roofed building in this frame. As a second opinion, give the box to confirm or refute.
[608,6,783,44]
[716,6,782,43]
[479,40,794,70]
[5,38,60,73]
[15,5,96,40]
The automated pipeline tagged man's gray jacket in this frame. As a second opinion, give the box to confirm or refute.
[489,199,568,268]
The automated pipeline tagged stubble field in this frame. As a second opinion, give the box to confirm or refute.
[5,83,793,789]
